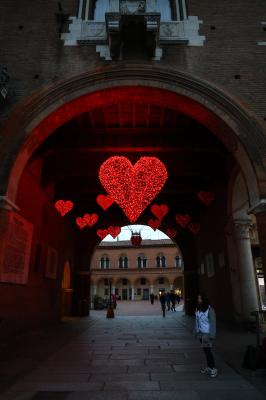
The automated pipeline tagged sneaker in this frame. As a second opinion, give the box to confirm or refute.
[200,367,211,374]
[209,368,218,378]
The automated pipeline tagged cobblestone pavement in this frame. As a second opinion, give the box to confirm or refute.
[1,301,265,400]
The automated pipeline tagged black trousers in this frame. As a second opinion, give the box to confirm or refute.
[203,346,216,369]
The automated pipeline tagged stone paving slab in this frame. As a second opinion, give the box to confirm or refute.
[1,303,265,400]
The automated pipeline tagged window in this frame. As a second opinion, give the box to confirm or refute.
[175,256,182,268]
[93,0,109,21]
[100,255,110,269]
[137,288,142,295]
[156,254,166,268]
[137,254,147,269]
[119,255,128,269]
[157,0,172,22]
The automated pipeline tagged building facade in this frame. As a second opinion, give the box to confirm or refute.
[0,0,266,337]
[90,239,183,301]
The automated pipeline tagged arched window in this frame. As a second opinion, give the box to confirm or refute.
[156,253,166,268]
[175,255,182,268]
[100,255,110,269]
[119,255,128,269]
[137,254,147,269]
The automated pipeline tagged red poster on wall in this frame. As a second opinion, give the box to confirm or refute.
[0,211,33,284]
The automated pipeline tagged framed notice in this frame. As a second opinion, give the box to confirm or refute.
[45,246,58,279]
[0,212,33,284]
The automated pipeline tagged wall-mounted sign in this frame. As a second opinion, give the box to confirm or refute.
[0,212,33,284]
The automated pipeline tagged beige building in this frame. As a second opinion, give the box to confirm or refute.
[90,239,183,301]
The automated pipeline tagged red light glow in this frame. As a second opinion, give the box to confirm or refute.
[147,218,161,231]
[175,214,191,229]
[150,204,169,221]
[197,191,215,206]
[96,194,114,211]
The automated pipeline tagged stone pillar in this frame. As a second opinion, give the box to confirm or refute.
[233,220,259,319]
[78,0,84,18]
[93,284,97,296]
[150,284,154,294]
[170,284,174,290]
[131,286,135,300]
[111,286,116,295]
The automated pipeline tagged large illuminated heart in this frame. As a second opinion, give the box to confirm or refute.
[99,156,168,222]
[151,204,169,221]
[55,200,73,217]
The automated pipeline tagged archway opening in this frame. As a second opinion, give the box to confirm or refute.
[1,83,264,335]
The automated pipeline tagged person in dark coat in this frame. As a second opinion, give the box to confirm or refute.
[159,292,166,317]
[166,292,171,311]
[170,291,176,312]
[150,292,155,304]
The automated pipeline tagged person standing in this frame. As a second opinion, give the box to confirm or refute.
[170,291,176,312]
[160,292,166,317]
[166,292,171,311]
[150,292,155,305]
[195,294,218,378]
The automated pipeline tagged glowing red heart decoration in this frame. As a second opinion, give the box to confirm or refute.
[151,204,169,221]
[83,213,98,227]
[55,200,73,217]
[108,226,121,239]
[148,218,161,231]
[188,223,201,235]
[97,229,109,240]
[131,233,142,247]
[99,156,168,222]
[175,214,191,228]
[166,228,177,239]
[76,217,87,230]
[197,191,215,207]
[96,194,114,211]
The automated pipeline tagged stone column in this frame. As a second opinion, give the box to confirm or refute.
[131,286,135,300]
[150,284,154,294]
[170,284,174,290]
[234,220,259,319]
[78,0,84,18]
[111,286,116,295]
[93,284,97,296]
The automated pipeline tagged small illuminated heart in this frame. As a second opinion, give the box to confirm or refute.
[97,229,109,240]
[96,194,114,211]
[166,228,177,239]
[175,214,191,228]
[76,217,87,230]
[151,204,169,221]
[108,226,121,239]
[197,191,215,207]
[99,156,168,223]
[83,213,98,227]
[188,223,200,235]
[147,218,161,231]
[55,200,73,217]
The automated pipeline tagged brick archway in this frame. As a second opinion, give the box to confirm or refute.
[0,65,265,207]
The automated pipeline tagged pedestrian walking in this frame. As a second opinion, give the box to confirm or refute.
[170,291,176,312]
[150,292,155,305]
[176,294,181,305]
[195,294,218,378]
[166,292,171,311]
[160,292,166,317]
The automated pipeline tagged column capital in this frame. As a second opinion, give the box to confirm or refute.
[233,219,253,239]
[248,199,266,215]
